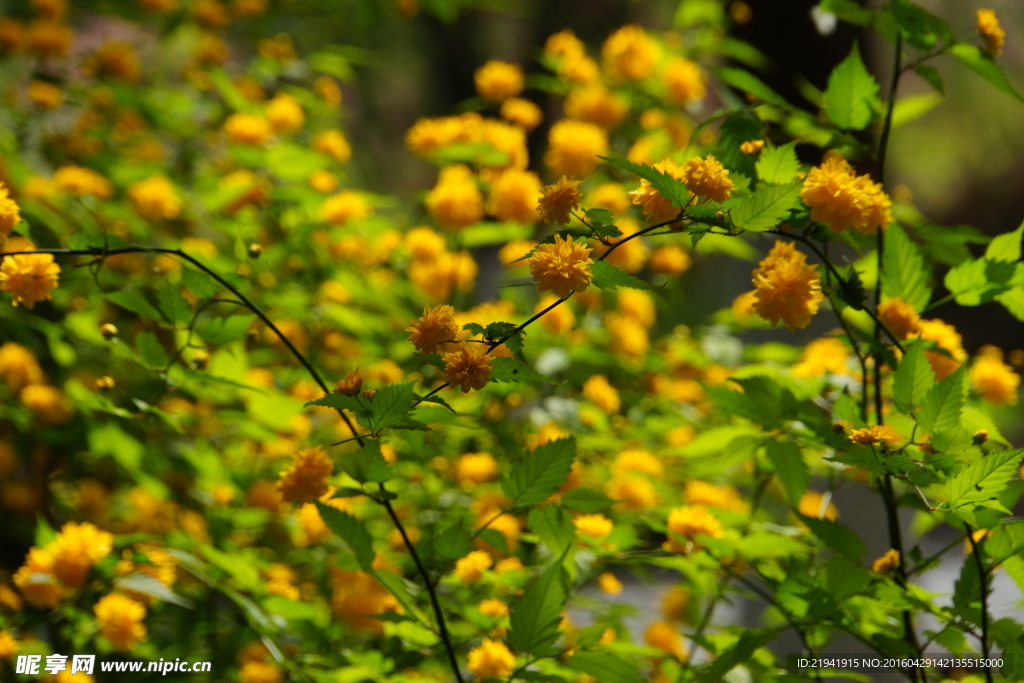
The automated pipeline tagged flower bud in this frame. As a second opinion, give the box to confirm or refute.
[362,389,375,401]
[193,349,210,370]
[94,376,115,391]
[972,430,989,445]
[334,369,363,396]
[100,323,119,339]
[248,243,263,259]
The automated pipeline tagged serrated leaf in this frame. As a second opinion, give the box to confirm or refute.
[156,286,191,325]
[883,224,931,311]
[106,289,162,320]
[918,364,965,435]
[585,207,622,238]
[945,449,1022,512]
[181,268,219,298]
[568,651,644,683]
[590,260,654,290]
[754,142,801,184]
[765,439,809,507]
[369,382,417,432]
[136,331,169,368]
[490,357,563,385]
[600,156,687,208]
[892,341,935,411]
[315,503,375,570]
[559,487,614,513]
[796,514,867,560]
[340,441,390,484]
[527,505,575,557]
[715,67,790,108]
[996,286,1024,321]
[508,563,567,657]
[949,43,1024,103]
[432,523,472,565]
[985,221,1023,262]
[823,43,881,130]
[891,0,951,50]
[503,438,576,506]
[727,180,802,232]
[306,391,366,415]
[198,315,256,345]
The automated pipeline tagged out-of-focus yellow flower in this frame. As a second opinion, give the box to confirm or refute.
[848,424,900,446]
[443,345,493,393]
[537,176,582,226]
[684,481,747,514]
[872,548,900,574]
[32,0,67,19]
[193,0,230,28]
[233,0,268,18]
[474,60,523,102]
[645,620,689,660]
[334,369,363,396]
[751,241,824,331]
[239,661,282,683]
[322,190,372,226]
[309,169,338,193]
[573,513,614,538]
[409,251,477,300]
[878,297,922,340]
[313,130,351,163]
[545,119,607,179]
[793,337,850,377]
[664,505,723,552]
[535,294,575,335]
[0,630,18,659]
[455,452,499,485]
[529,234,592,299]
[407,304,459,354]
[681,154,734,203]
[94,593,147,650]
[977,9,1005,56]
[27,80,62,109]
[661,585,689,622]
[602,25,660,82]
[801,154,892,235]
[467,638,515,680]
[618,289,656,328]
[583,374,620,413]
[648,244,691,275]
[128,176,181,222]
[427,165,484,230]
[26,20,72,59]
[54,165,113,198]
[629,158,686,224]
[13,546,62,608]
[0,183,22,249]
[277,447,333,503]
[453,550,492,584]
[499,97,542,130]
[224,112,271,146]
[971,345,1020,404]
[50,522,114,589]
[919,318,967,380]
[588,182,630,215]
[613,448,662,478]
[266,93,305,134]
[19,383,71,423]
[90,41,141,82]
[664,57,705,105]
[608,476,660,510]
[606,312,649,360]
[565,85,628,129]
[798,490,838,521]
[598,572,622,595]
[487,168,541,224]
[478,598,509,619]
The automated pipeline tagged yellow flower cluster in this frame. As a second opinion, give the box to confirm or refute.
[977,9,1005,56]
[13,522,114,608]
[801,155,893,235]
[750,241,824,331]
[277,446,333,502]
[406,112,527,169]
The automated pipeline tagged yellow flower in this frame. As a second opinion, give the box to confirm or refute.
[751,241,824,331]
[427,165,484,230]
[664,57,706,105]
[94,593,147,650]
[545,29,586,59]
[26,20,72,58]
[681,154,734,203]
[53,165,113,198]
[409,251,477,300]
[602,25,660,82]
[478,598,509,618]
[499,97,542,131]
[606,312,649,360]
[474,60,523,102]
[573,513,614,539]
[588,182,630,214]
[792,337,850,377]
[239,661,282,683]
[629,158,686,223]
[801,155,892,235]
[322,190,371,225]
[977,9,1005,56]
[467,638,515,680]
[334,369,363,396]
[277,447,333,502]
[487,168,541,224]
[1,250,60,309]
[265,93,305,134]
[798,490,838,520]
[664,505,723,552]
[598,572,622,595]
[608,476,660,510]
[453,550,492,584]
[309,169,338,193]
[970,346,1020,404]
[545,119,608,179]
[848,424,900,447]
[684,481,748,514]
[564,85,628,129]
[407,304,459,354]
[0,630,17,659]
[313,130,351,163]
[13,546,62,608]
[529,234,593,299]
[919,318,967,380]
[224,112,271,145]
[27,79,62,109]
[613,448,662,477]
[443,345,493,393]
[740,139,764,156]
[455,452,499,485]
[648,244,691,276]
[90,41,141,82]
[0,182,22,248]
[872,548,900,574]
[877,297,922,340]
[644,620,688,660]
[128,176,181,222]
[537,176,582,226]
[50,521,114,589]
[583,374,620,412]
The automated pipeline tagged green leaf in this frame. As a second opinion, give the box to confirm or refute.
[508,563,568,657]
[765,439,810,507]
[996,287,1024,321]
[106,289,162,320]
[914,65,944,95]
[754,142,800,184]
[883,224,931,311]
[369,382,421,432]
[490,357,563,385]
[949,43,1024,103]
[559,487,614,513]
[890,0,951,50]
[823,43,881,130]
[727,180,802,232]
[892,341,935,411]
[527,505,575,557]
[715,67,790,108]
[502,438,576,506]
[796,514,867,560]
[181,268,219,298]
[590,260,654,290]
[698,632,768,683]
[819,0,874,25]
[88,422,143,471]
[943,257,1021,306]
[584,208,622,238]
[431,523,473,565]
[156,286,191,325]
[568,651,644,683]
[918,364,966,435]
[985,221,1023,262]
[945,449,1022,512]
[715,112,762,179]
[198,315,256,345]
[600,156,687,208]
[136,331,169,368]
[306,391,366,416]
[316,503,375,570]
[341,441,390,484]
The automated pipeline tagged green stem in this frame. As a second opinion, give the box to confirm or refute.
[965,524,993,683]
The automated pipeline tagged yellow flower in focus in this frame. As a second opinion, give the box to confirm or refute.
[977,9,1005,56]
[442,345,493,393]
[313,130,351,163]
[453,550,492,584]
[971,346,1020,404]
[407,304,459,354]
[13,546,62,608]
[644,620,688,660]
[1,251,60,309]
[322,191,371,226]
[573,513,614,539]
[499,97,542,131]
[53,165,113,198]
[664,505,723,552]
[128,176,181,222]
[801,155,892,235]
[50,522,114,589]
[537,176,582,226]
[583,374,620,413]
[427,165,484,230]
[798,490,838,521]
[681,154,734,203]
[474,60,523,102]
[224,113,271,146]
[848,424,900,447]
[94,593,147,650]
[792,337,850,377]
[872,548,900,574]
[664,57,705,105]
[564,85,628,129]
[27,80,62,109]
[877,297,922,340]
[545,119,608,179]
[467,638,515,680]
[602,25,660,82]
[455,452,499,485]
[629,158,685,223]
[529,234,592,299]
[919,318,967,380]
[487,168,541,224]
[648,244,691,275]
[751,241,824,331]
[277,447,333,503]
[598,572,622,595]
[265,93,305,134]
